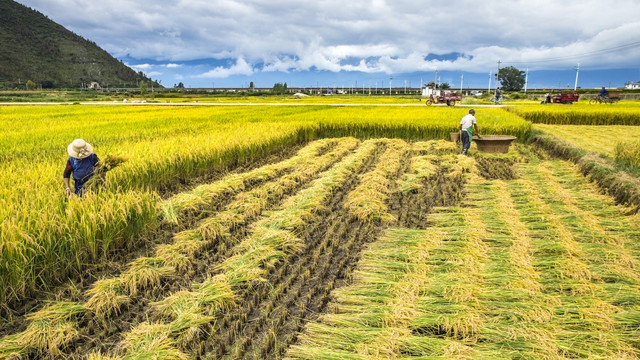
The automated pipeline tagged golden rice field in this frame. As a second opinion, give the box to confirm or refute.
[2,103,640,359]
[149,95,426,104]
[534,124,640,157]
[0,105,529,308]
[509,101,640,125]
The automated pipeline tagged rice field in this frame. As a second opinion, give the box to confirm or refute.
[534,124,640,157]
[2,103,640,359]
[0,104,529,309]
[509,102,640,125]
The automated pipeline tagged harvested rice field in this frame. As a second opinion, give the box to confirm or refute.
[2,132,640,359]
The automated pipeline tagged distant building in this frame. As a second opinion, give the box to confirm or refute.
[625,81,640,89]
[89,82,101,90]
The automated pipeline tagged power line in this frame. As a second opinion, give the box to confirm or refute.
[505,40,640,64]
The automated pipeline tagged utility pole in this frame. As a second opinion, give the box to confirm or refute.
[574,63,580,90]
[434,69,438,88]
[488,72,492,93]
[460,73,463,92]
[495,60,501,97]
[389,76,392,95]
[524,68,528,93]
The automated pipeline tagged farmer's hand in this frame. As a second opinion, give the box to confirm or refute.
[65,187,72,198]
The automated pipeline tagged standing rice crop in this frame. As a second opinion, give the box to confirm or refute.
[509,103,640,125]
[535,124,640,157]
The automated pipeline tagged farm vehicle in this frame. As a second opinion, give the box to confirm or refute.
[541,90,579,104]
[422,85,462,106]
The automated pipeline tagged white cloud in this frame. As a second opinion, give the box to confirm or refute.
[128,63,153,70]
[16,0,640,79]
[198,58,254,78]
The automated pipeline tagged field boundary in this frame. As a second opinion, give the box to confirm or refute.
[528,130,640,212]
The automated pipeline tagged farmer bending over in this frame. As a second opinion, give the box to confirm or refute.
[63,138,99,197]
[460,109,480,155]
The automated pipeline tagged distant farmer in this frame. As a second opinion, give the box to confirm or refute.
[600,86,608,98]
[494,87,501,104]
[63,139,99,197]
[460,109,480,155]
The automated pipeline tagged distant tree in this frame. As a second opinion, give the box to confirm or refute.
[249,81,255,90]
[497,66,526,91]
[425,81,436,88]
[175,82,184,88]
[272,82,288,94]
[140,81,148,95]
[26,80,36,90]
[439,82,451,90]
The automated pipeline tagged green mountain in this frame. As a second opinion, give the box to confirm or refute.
[0,0,158,89]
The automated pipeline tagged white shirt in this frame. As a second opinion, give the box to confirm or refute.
[460,114,476,130]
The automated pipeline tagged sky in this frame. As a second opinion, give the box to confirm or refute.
[16,0,640,89]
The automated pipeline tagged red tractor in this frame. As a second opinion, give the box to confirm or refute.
[422,85,462,106]
[553,90,579,104]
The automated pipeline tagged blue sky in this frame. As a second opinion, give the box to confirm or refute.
[17,0,640,89]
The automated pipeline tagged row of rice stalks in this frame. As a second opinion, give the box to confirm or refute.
[159,137,340,225]
[105,140,383,359]
[344,139,407,223]
[472,144,526,180]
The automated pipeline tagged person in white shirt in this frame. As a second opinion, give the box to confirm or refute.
[459,109,480,155]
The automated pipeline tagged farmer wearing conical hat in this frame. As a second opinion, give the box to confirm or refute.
[63,139,99,197]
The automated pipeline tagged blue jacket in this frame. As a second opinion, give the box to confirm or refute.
[65,154,99,181]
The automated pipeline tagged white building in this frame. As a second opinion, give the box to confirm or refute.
[625,81,640,89]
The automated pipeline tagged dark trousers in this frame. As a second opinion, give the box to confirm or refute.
[461,131,471,154]
[73,177,88,196]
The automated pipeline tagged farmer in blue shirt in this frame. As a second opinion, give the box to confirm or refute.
[599,86,608,98]
[63,139,99,197]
